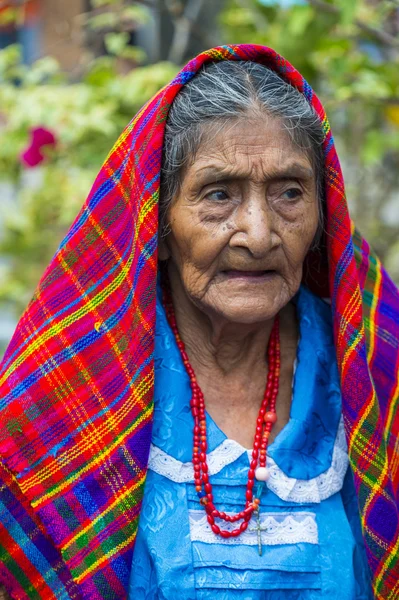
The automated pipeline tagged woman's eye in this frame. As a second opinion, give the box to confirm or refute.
[282,187,302,201]
[205,190,229,202]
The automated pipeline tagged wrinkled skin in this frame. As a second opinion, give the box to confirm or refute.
[159,115,319,447]
[160,117,318,327]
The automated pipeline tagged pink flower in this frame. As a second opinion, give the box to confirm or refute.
[20,126,57,168]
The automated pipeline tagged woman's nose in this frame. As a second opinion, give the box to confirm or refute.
[229,199,277,258]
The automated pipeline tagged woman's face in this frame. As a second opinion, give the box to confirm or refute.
[160,116,320,325]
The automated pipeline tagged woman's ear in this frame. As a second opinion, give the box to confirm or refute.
[158,235,171,261]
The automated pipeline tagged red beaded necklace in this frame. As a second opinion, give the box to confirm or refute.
[163,286,281,540]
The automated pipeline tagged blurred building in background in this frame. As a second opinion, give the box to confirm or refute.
[0,0,225,72]
[0,0,41,62]
[0,0,86,68]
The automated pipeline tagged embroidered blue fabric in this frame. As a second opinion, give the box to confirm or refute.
[129,284,373,599]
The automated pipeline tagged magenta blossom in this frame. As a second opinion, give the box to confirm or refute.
[20,126,57,168]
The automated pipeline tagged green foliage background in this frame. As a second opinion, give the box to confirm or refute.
[0,0,398,354]
[0,46,178,340]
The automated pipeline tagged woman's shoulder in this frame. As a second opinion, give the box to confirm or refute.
[295,285,334,338]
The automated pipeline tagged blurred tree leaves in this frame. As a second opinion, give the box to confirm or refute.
[0,43,177,341]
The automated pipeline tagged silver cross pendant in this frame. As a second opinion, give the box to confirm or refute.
[249,507,268,556]
[249,482,266,556]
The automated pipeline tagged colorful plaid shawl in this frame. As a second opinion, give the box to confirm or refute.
[0,44,398,600]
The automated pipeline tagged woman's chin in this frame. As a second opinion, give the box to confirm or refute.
[203,278,292,324]
[205,298,285,326]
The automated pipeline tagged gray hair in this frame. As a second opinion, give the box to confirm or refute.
[160,61,325,241]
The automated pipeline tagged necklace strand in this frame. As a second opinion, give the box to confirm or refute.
[163,287,281,539]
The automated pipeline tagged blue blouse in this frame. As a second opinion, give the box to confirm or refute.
[129,285,373,599]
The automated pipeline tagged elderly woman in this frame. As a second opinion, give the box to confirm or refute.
[0,45,398,600]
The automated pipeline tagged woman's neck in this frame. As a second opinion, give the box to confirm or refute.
[164,270,298,447]
[166,273,275,376]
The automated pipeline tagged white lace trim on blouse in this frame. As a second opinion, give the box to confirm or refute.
[188,510,318,546]
[148,416,348,503]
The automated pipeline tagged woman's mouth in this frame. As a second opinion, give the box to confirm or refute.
[220,270,277,281]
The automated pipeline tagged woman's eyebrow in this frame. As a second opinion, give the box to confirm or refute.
[192,162,314,184]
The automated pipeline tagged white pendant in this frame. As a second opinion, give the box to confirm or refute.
[254,467,270,482]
